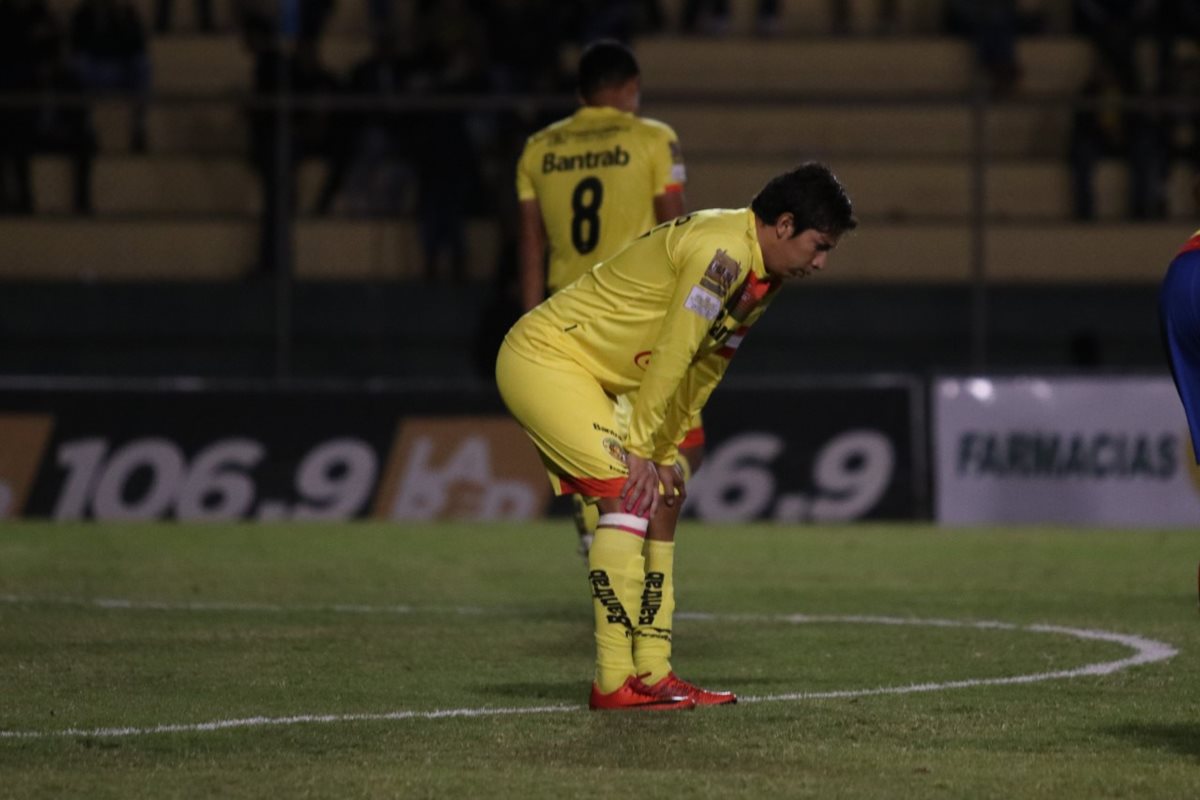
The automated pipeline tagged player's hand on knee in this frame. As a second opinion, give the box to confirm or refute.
[657,462,686,508]
[621,453,660,518]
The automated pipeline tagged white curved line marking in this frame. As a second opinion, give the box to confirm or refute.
[0,596,1177,740]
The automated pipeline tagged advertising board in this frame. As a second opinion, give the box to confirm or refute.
[935,377,1200,526]
[0,378,924,522]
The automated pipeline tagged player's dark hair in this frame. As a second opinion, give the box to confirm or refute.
[751,163,858,236]
[577,40,640,102]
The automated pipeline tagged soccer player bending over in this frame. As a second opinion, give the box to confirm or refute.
[516,39,704,561]
[496,163,857,710]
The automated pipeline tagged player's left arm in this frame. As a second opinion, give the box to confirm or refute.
[651,286,779,462]
[651,354,727,464]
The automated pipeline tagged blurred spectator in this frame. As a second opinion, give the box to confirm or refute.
[411,0,487,282]
[1068,60,1169,220]
[481,0,572,231]
[1072,1,1158,93]
[368,0,398,32]
[155,0,214,33]
[1155,0,1200,94]
[568,0,661,41]
[635,0,666,35]
[831,0,897,35]
[0,0,58,213]
[235,0,333,47]
[944,0,1045,96]
[682,0,780,37]
[244,32,340,274]
[471,232,523,379]
[314,32,417,216]
[70,0,151,152]
[487,0,570,93]
[35,51,99,215]
[1164,53,1200,171]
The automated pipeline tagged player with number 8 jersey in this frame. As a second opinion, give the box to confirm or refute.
[515,41,686,306]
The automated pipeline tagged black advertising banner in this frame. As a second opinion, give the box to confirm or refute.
[0,378,924,522]
[0,382,549,522]
[685,379,925,522]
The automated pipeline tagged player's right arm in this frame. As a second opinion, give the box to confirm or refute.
[626,225,747,461]
[516,137,548,312]
[518,199,549,312]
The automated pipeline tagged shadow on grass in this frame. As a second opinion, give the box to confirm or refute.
[484,675,792,709]
[484,681,583,704]
[1107,722,1200,759]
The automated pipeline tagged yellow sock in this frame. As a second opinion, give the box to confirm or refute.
[633,539,676,685]
[588,514,648,693]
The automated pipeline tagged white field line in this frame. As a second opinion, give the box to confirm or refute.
[0,595,1178,740]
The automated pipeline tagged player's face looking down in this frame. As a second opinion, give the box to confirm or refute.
[759,212,839,280]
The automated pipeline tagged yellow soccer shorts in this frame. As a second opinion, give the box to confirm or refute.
[496,342,629,498]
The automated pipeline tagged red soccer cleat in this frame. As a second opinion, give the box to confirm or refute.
[589,675,696,711]
[643,672,737,706]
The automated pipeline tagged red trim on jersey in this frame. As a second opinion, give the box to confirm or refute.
[558,475,626,497]
[678,426,706,449]
[1178,235,1200,256]
[740,272,776,303]
[717,325,750,359]
[662,183,684,194]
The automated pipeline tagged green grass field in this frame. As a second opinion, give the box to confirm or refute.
[1,522,1198,799]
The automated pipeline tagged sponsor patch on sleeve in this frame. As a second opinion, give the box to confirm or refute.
[699,250,740,297]
[684,286,722,320]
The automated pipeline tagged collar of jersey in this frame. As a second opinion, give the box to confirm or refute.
[575,105,632,120]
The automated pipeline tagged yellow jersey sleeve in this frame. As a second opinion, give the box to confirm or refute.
[625,215,760,459]
[649,281,780,462]
[514,107,687,294]
[651,354,726,464]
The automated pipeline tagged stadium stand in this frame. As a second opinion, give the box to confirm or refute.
[0,0,1183,377]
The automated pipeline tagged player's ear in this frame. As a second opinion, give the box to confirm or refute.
[776,213,795,239]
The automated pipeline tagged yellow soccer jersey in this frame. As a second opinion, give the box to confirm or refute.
[516,105,686,294]
[504,208,781,464]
